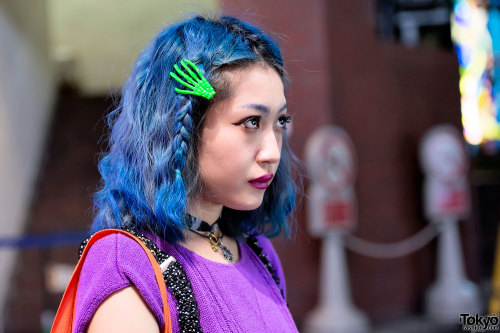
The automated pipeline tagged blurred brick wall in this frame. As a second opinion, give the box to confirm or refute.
[325,0,465,323]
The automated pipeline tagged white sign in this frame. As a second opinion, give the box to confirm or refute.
[305,126,357,233]
[420,125,470,220]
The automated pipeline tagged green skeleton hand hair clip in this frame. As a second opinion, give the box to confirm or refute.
[169,59,215,99]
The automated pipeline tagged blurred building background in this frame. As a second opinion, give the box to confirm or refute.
[0,0,499,332]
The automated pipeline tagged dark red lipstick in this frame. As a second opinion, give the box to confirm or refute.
[248,173,273,190]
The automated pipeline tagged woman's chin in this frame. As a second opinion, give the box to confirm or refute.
[226,197,264,211]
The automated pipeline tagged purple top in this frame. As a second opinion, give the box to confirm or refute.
[74,232,298,332]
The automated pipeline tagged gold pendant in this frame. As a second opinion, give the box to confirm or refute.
[208,233,219,252]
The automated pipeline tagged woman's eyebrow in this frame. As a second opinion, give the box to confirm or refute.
[238,103,288,114]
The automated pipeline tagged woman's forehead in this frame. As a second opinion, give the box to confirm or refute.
[225,66,286,107]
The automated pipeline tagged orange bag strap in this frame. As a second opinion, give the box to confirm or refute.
[51,229,172,333]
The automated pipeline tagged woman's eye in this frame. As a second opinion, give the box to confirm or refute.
[276,115,292,129]
[243,116,261,129]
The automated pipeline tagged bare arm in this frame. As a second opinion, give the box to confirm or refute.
[87,286,160,333]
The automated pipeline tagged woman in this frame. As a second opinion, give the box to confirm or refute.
[74,15,301,332]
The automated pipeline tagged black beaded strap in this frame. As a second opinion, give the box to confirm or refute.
[245,235,285,299]
[78,229,203,333]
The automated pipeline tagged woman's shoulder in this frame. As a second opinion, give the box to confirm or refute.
[76,233,147,298]
[74,232,165,333]
[78,232,160,288]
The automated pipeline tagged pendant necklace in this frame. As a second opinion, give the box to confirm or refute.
[186,214,234,263]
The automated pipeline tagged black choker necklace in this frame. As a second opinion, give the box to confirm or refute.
[185,214,234,263]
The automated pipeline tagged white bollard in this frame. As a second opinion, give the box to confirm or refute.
[420,125,482,324]
[304,230,370,333]
[303,126,369,333]
[425,217,482,323]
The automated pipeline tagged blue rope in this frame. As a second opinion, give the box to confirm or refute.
[0,231,89,249]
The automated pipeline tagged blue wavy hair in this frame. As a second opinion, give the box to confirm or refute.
[92,15,302,243]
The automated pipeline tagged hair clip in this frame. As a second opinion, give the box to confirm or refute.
[169,59,215,99]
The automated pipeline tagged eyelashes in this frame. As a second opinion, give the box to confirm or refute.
[240,116,260,129]
[278,115,292,129]
[234,115,292,130]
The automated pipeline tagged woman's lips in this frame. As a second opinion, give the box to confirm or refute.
[248,174,273,190]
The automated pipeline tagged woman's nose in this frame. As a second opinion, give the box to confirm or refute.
[256,129,281,165]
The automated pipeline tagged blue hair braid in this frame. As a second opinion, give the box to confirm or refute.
[152,96,194,241]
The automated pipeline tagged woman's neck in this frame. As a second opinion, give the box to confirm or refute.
[186,198,223,226]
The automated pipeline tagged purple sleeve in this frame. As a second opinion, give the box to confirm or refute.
[73,233,165,333]
[255,235,287,300]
